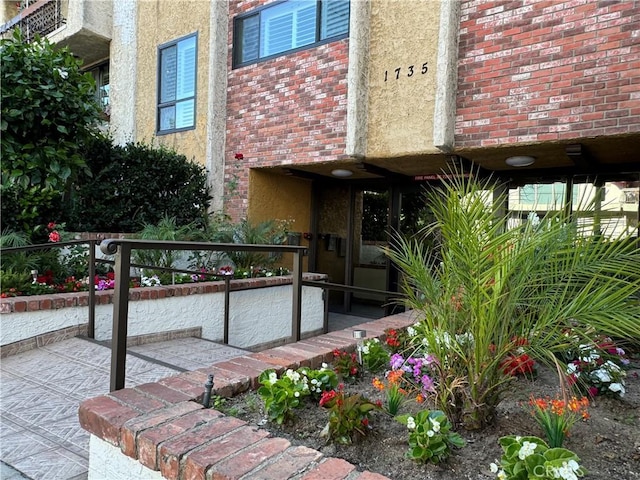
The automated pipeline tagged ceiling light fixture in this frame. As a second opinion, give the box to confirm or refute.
[331,169,353,178]
[505,155,535,167]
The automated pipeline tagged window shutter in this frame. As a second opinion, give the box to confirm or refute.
[295,4,316,47]
[261,10,293,56]
[321,0,349,39]
[240,15,259,63]
[160,46,177,103]
[176,36,196,100]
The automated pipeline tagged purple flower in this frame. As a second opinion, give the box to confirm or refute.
[421,374,435,393]
[390,353,405,370]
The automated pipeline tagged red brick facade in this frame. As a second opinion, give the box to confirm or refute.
[455,0,640,147]
[225,1,350,220]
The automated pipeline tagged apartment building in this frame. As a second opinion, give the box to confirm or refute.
[2,0,639,310]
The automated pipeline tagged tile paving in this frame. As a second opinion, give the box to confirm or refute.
[0,311,376,479]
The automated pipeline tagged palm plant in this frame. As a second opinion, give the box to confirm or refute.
[216,218,291,271]
[385,174,640,430]
[133,215,204,279]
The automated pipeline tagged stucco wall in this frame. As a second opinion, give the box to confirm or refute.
[247,169,313,271]
[366,0,443,158]
[134,1,211,166]
[1,282,324,350]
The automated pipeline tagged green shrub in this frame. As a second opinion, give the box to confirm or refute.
[66,139,211,233]
[1,30,102,237]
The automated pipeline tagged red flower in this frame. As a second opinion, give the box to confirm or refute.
[361,418,369,427]
[319,390,337,407]
[47,222,57,230]
[107,272,115,280]
[48,231,61,242]
[234,153,244,160]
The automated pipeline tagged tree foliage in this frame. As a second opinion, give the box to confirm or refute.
[1,29,102,235]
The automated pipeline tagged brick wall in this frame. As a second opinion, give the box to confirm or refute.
[456,0,640,147]
[225,1,350,220]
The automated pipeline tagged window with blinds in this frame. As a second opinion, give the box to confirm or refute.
[233,0,349,68]
[157,33,197,134]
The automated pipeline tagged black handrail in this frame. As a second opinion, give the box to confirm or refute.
[99,239,308,391]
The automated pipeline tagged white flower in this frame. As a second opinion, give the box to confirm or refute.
[592,368,611,383]
[604,360,621,373]
[268,372,278,385]
[430,418,441,432]
[518,441,536,460]
[407,326,416,337]
[285,369,300,382]
[294,391,300,397]
[321,362,328,370]
[608,382,626,396]
[406,416,416,430]
[554,460,580,480]
[310,378,318,385]
[360,344,370,355]
[489,463,499,473]
[566,363,578,375]
[427,429,435,437]
[54,67,69,79]
[567,460,580,472]
[527,211,540,227]
[497,471,507,480]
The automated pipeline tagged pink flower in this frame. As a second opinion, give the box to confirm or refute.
[47,222,57,230]
[48,231,61,242]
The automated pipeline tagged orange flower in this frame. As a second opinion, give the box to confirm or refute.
[387,369,404,385]
[416,394,425,404]
[372,377,385,391]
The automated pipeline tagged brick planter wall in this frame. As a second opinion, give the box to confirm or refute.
[79,312,417,480]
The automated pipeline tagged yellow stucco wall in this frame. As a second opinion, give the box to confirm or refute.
[366,0,442,158]
[135,1,210,166]
[247,170,313,271]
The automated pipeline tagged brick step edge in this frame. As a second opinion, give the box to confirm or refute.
[79,312,417,480]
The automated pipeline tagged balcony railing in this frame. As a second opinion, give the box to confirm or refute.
[1,0,65,42]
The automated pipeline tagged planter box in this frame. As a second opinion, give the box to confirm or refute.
[1,274,326,355]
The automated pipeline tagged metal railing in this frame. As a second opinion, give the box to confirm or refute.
[100,239,308,391]
[1,0,65,41]
[2,238,406,392]
[302,280,404,333]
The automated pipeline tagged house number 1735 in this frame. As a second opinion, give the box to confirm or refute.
[384,62,429,81]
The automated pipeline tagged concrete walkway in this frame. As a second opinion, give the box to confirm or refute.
[0,312,373,479]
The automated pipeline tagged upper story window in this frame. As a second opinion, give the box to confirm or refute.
[233,0,350,68]
[157,33,197,134]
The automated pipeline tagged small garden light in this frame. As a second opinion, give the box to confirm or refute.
[353,329,367,365]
